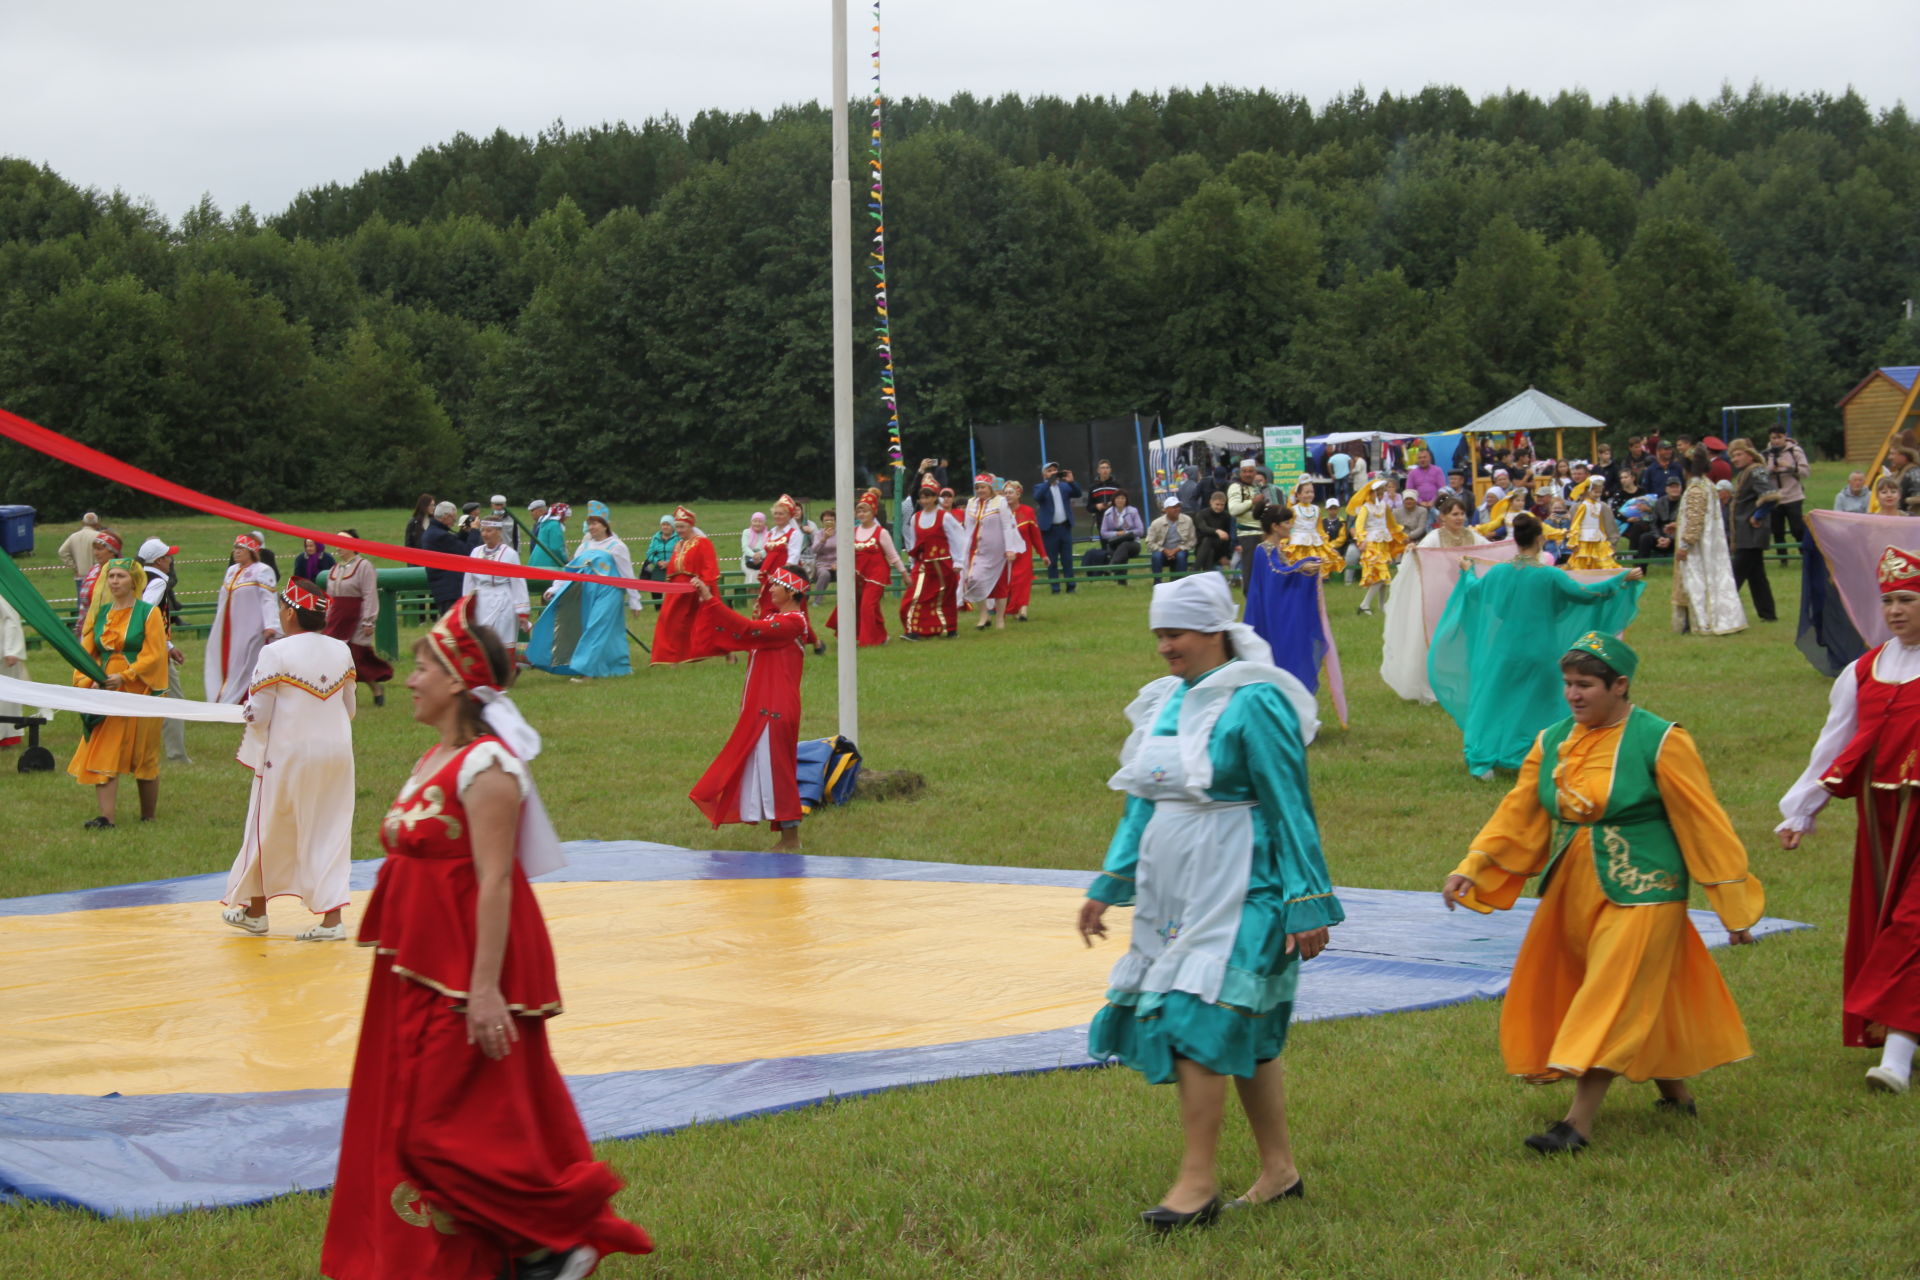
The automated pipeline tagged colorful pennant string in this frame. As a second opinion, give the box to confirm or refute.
[870,0,903,474]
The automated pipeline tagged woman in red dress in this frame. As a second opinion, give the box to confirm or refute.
[1003,479,1040,622]
[754,494,808,617]
[899,478,964,640]
[650,505,722,665]
[1779,545,1920,1093]
[827,497,906,647]
[322,598,651,1280]
[689,567,813,852]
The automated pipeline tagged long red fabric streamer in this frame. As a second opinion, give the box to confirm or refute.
[0,408,688,593]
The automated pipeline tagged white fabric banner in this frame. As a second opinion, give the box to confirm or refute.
[0,673,246,723]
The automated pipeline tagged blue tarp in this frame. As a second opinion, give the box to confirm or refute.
[0,843,1810,1218]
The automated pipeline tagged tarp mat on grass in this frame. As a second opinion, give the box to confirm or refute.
[0,841,1808,1217]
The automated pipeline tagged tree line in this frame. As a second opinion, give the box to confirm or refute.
[1,83,1916,518]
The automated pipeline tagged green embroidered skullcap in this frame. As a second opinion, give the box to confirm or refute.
[103,556,142,578]
[1565,630,1637,680]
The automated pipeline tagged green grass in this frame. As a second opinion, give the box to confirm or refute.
[6,465,1913,1278]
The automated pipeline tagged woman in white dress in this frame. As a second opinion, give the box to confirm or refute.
[0,590,28,749]
[740,512,770,586]
[204,533,279,704]
[960,474,1025,631]
[1672,448,1747,636]
[463,518,530,653]
[221,580,357,941]
[1379,495,1488,703]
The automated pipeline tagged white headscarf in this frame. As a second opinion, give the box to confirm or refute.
[1139,573,1321,786]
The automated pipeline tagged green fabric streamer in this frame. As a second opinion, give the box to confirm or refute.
[0,548,111,736]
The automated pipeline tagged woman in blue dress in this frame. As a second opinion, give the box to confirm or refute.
[1078,572,1344,1231]
[1243,504,1346,727]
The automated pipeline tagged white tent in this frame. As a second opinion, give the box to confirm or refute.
[1159,425,1263,451]
[1306,430,1420,446]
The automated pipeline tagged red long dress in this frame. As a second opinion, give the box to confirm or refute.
[688,599,808,827]
[1823,643,1920,1046]
[1007,503,1040,612]
[650,534,721,665]
[826,524,897,647]
[323,737,651,1280]
[754,522,805,617]
[899,510,961,638]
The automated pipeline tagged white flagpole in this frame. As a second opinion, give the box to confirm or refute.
[830,0,859,746]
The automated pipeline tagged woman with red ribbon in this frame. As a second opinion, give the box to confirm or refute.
[1779,545,1920,1094]
[689,567,813,852]
[650,505,722,666]
[322,596,651,1280]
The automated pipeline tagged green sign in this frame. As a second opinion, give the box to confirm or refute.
[1263,425,1306,493]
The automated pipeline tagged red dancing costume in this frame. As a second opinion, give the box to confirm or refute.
[827,518,902,647]
[1781,546,1920,1052]
[755,496,806,618]
[1007,502,1040,613]
[900,505,963,638]
[651,505,722,665]
[322,734,651,1278]
[689,581,809,828]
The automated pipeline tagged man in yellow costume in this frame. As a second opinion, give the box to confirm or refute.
[1441,632,1762,1153]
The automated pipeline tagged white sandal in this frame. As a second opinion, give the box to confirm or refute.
[221,904,268,935]
[296,922,349,942]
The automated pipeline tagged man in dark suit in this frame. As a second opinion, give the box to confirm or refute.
[1032,462,1081,595]
[1728,438,1780,622]
[421,500,476,617]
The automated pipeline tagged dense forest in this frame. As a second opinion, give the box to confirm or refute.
[2,83,1916,516]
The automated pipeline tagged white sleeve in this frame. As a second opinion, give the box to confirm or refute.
[457,741,531,801]
[463,550,480,600]
[141,573,168,607]
[1776,664,1858,834]
[506,547,529,612]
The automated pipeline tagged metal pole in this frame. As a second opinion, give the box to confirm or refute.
[1132,413,1148,505]
[830,0,858,745]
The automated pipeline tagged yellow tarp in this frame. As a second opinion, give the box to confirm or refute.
[2,878,1122,1096]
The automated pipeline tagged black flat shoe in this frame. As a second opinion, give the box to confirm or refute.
[1653,1097,1698,1116]
[82,816,115,830]
[1141,1197,1222,1233]
[1224,1178,1304,1209]
[1524,1120,1589,1154]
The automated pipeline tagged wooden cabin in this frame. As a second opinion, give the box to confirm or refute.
[1837,366,1919,464]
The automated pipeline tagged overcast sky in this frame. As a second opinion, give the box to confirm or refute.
[7,0,1910,222]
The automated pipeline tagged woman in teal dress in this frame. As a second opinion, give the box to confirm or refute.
[1078,572,1344,1231]
[1428,513,1645,780]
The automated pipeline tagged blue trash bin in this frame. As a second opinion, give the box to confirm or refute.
[0,506,34,556]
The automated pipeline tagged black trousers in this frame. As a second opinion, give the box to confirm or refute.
[1770,499,1807,546]
[1731,547,1776,621]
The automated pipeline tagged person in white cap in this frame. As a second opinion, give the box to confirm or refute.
[464,517,530,655]
[1078,571,1342,1230]
[486,494,519,551]
[527,499,568,569]
[1145,496,1196,584]
[137,536,191,762]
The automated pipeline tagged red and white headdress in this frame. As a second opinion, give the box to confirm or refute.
[974,472,994,486]
[919,476,940,493]
[766,565,810,597]
[426,595,504,695]
[1878,546,1920,595]
[773,493,797,514]
[281,581,327,613]
[94,531,123,552]
[233,533,261,552]
[673,505,697,525]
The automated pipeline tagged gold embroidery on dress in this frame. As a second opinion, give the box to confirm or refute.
[381,784,463,842]
[1602,824,1680,895]
[391,1181,459,1234]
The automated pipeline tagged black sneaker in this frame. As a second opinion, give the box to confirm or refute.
[82,816,115,830]
[1524,1120,1588,1154]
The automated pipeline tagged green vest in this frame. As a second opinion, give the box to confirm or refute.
[1537,706,1688,906]
[91,599,158,691]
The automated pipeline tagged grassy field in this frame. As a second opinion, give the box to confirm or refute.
[5,467,1914,1279]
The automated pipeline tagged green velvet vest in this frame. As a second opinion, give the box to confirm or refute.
[1538,706,1688,906]
[92,599,157,689]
